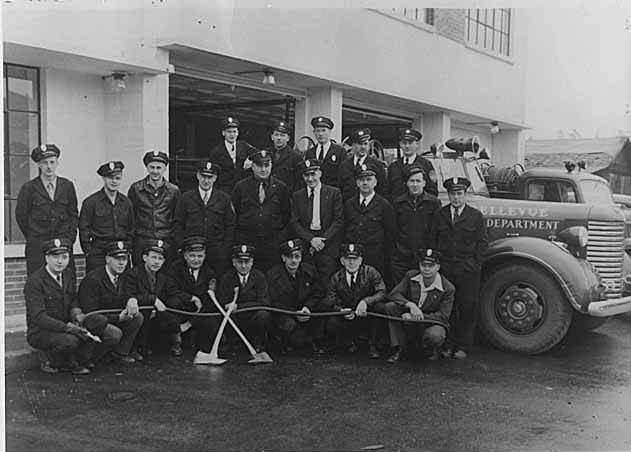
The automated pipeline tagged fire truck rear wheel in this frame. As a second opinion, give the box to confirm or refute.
[479,263,573,354]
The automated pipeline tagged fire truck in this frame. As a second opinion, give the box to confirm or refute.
[424,137,631,354]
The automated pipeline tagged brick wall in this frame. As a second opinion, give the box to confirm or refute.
[435,9,466,44]
[4,256,86,317]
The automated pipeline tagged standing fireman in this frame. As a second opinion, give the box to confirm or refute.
[344,163,396,279]
[391,166,441,285]
[127,150,180,266]
[338,129,388,201]
[232,150,292,272]
[267,120,302,192]
[16,144,79,275]
[430,177,488,359]
[173,161,235,278]
[304,116,347,190]
[387,128,437,199]
[79,161,135,273]
[290,158,344,285]
[209,116,253,194]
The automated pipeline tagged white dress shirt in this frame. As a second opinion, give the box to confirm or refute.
[46,266,63,287]
[317,141,331,161]
[402,154,417,165]
[225,140,237,164]
[451,204,465,222]
[359,191,376,207]
[239,273,249,286]
[346,271,358,287]
[199,186,213,204]
[353,155,368,167]
[309,183,322,231]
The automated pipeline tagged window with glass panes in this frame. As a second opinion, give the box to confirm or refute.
[4,64,40,244]
[386,8,434,26]
[466,9,511,57]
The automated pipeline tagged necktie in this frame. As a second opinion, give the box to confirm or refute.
[258,182,266,204]
[202,190,210,205]
[318,145,324,161]
[113,275,119,287]
[361,197,367,208]
[46,182,55,200]
[189,268,196,282]
[350,273,356,291]
[56,274,63,287]
[241,275,247,287]
[452,208,460,224]
[308,187,314,201]
[231,145,236,165]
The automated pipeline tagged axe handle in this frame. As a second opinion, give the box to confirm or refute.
[208,288,238,357]
[209,289,259,357]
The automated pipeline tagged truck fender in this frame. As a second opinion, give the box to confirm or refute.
[483,236,602,312]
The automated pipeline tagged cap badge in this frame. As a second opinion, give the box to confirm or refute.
[117,241,124,249]
[241,245,247,253]
[288,240,294,248]
[153,150,159,156]
[279,122,285,127]
[427,249,433,256]
[40,144,47,151]
[332,155,336,162]
[206,162,212,170]
[261,151,267,157]
[228,117,233,123]
[406,129,411,134]
[157,240,163,247]
[318,117,323,122]
[54,239,61,247]
[452,177,458,184]
[109,162,116,170]
[349,244,355,252]
[361,164,367,171]
[305,160,311,168]
[358,131,364,136]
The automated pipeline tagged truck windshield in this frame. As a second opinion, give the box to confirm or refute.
[581,180,614,204]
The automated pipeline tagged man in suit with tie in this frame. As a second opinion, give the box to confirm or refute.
[25,238,93,375]
[266,120,302,192]
[16,144,79,275]
[384,248,454,363]
[217,244,273,353]
[78,241,144,364]
[338,129,388,201]
[322,243,388,358]
[430,177,488,359]
[232,150,292,272]
[344,162,396,279]
[166,236,220,357]
[173,161,235,278]
[387,128,437,199]
[290,158,344,286]
[209,116,253,194]
[304,116,347,190]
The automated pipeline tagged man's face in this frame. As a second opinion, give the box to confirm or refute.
[106,254,129,275]
[45,252,70,273]
[143,250,165,272]
[313,127,330,144]
[419,261,440,280]
[448,189,466,209]
[184,250,206,270]
[252,161,272,180]
[233,257,253,275]
[400,139,419,157]
[222,127,239,144]
[341,255,362,273]
[303,170,321,189]
[407,172,426,196]
[282,250,302,273]
[146,162,166,182]
[271,131,290,149]
[197,172,216,191]
[103,173,123,191]
[38,157,59,178]
[356,175,377,195]
[352,141,370,158]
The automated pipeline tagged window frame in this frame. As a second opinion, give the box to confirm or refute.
[465,8,513,60]
[370,8,436,34]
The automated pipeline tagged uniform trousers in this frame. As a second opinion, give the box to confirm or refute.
[383,302,447,350]
[324,301,389,348]
[273,314,320,348]
[442,266,481,351]
[84,313,144,357]
[228,310,273,350]
[27,331,94,366]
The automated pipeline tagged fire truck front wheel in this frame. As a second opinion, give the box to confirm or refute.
[479,263,573,354]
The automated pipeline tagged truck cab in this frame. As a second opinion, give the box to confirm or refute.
[421,141,631,354]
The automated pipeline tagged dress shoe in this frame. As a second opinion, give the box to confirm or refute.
[61,361,91,375]
[369,344,380,359]
[40,361,59,374]
[452,348,468,360]
[386,348,402,364]
[129,350,144,362]
[118,355,136,364]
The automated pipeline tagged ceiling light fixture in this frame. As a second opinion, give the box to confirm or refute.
[262,70,276,85]
[490,121,500,134]
[103,72,128,92]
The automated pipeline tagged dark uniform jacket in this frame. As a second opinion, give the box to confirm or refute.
[388,270,455,325]
[323,264,386,311]
[209,141,253,194]
[393,192,441,258]
[16,176,78,242]
[267,145,303,193]
[266,263,323,311]
[121,264,175,307]
[232,176,291,240]
[290,184,344,254]
[339,156,389,201]
[430,204,488,273]
[344,193,396,271]
[78,189,135,253]
[305,142,347,189]
[78,266,129,324]
[217,268,270,308]
[387,155,438,199]
[127,177,181,240]
[25,266,78,339]
[173,187,235,249]
[166,260,216,312]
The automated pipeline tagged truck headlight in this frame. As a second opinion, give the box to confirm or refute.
[558,226,588,253]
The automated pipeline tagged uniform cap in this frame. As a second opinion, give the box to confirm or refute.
[417,248,441,265]
[232,244,255,259]
[355,162,377,179]
[97,161,125,177]
[182,236,206,253]
[42,238,72,255]
[105,241,131,257]
[272,120,291,134]
[31,144,61,162]
[349,128,371,144]
[399,128,423,141]
[443,176,471,192]
[221,116,240,130]
[198,160,221,176]
[340,243,364,258]
[310,116,334,129]
[280,239,303,255]
[143,239,169,256]
[142,150,169,166]
[250,149,272,164]
[298,158,321,174]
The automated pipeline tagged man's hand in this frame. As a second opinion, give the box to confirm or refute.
[243,158,252,170]
[297,306,311,322]
[118,309,131,322]
[310,237,326,252]
[191,295,203,312]
[74,312,86,325]
[355,300,368,317]
[406,302,424,321]
[126,298,139,316]
[65,322,89,339]
[224,302,238,313]
[154,298,167,312]
[341,308,355,321]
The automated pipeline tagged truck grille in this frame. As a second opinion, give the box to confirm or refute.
[587,221,625,299]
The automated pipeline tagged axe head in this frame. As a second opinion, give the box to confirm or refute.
[194,350,227,366]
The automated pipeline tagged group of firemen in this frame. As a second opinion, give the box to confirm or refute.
[18,115,488,375]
